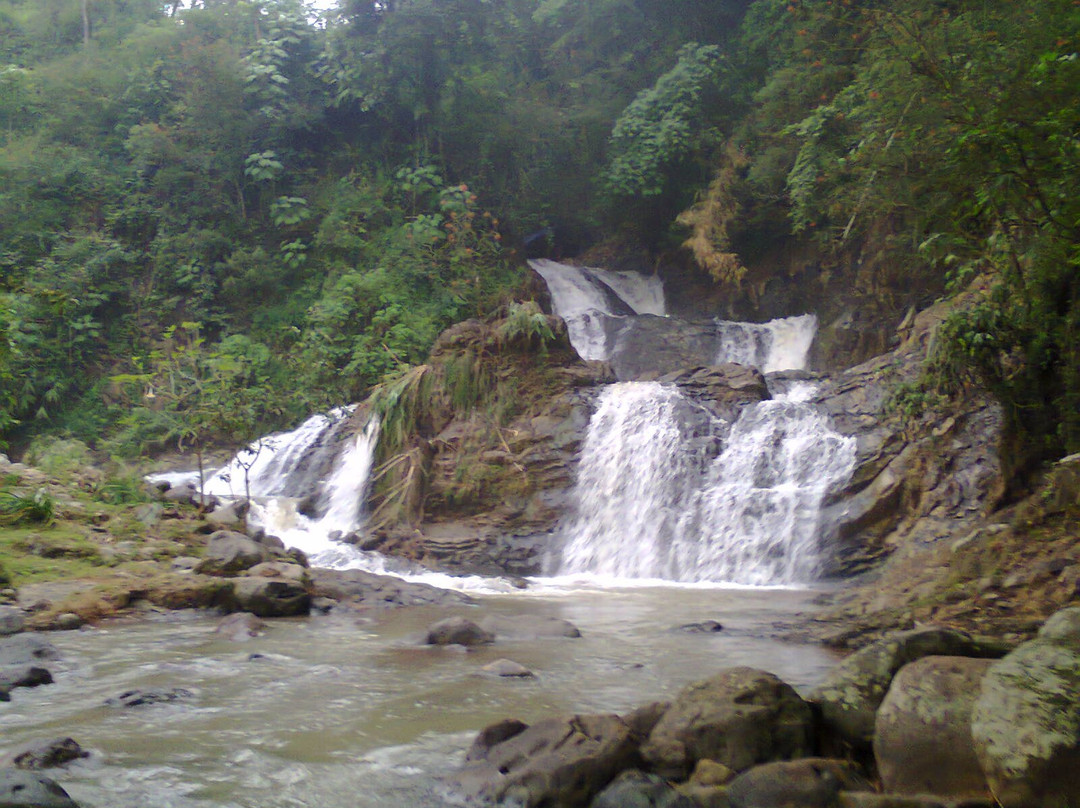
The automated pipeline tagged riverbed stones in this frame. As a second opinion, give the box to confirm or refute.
[425,616,494,646]
[726,758,872,808]
[1,738,88,770]
[454,713,639,807]
[0,605,24,636]
[808,627,1009,749]
[873,655,992,798]
[640,667,813,780]
[195,531,272,576]
[105,687,194,708]
[231,577,309,618]
[480,658,535,678]
[970,605,1080,807]
[0,770,80,807]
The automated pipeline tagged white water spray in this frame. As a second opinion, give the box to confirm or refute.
[529,259,664,361]
[715,314,817,373]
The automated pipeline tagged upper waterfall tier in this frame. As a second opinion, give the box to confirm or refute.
[528,258,665,361]
[530,259,817,376]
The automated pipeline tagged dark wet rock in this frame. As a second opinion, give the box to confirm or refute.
[105,688,194,708]
[426,617,494,647]
[727,758,872,808]
[591,769,695,808]
[214,612,266,641]
[641,667,813,780]
[466,718,529,761]
[673,620,723,634]
[0,634,60,667]
[310,596,336,614]
[0,605,25,636]
[195,531,272,576]
[477,614,581,639]
[971,606,1080,808]
[874,656,992,798]
[808,627,1010,750]
[687,759,737,787]
[0,665,53,691]
[480,658,535,678]
[622,702,670,742]
[0,770,81,807]
[309,568,473,609]
[1,738,88,770]
[231,577,310,618]
[604,315,720,382]
[654,363,770,421]
[453,713,639,808]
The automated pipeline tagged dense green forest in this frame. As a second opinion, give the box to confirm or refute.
[1,0,1077,486]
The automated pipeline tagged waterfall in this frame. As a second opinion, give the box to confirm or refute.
[528,258,664,360]
[557,383,713,579]
[669,395,856,584]
[555,382,854,585]
[715,314,817,373]
[246,418,382,568]
[202,413,385,570]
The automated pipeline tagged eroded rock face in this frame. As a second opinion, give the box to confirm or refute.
[971,606,1080,808]
[873,656,992,798]
[452,714,640,808]
[641,667,813,780]
[808,627,1008,750]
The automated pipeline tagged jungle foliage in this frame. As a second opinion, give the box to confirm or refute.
[0,0,1077,487]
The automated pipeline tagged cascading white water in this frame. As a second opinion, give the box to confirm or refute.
[557,383,711,579]
[715,314,817,373]
[246,417,381,568]
[528,258,664,360]
[555,381,854,585]
[669,395,856,584]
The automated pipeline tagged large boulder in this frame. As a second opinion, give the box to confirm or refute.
[195,531,272,576]
[873,656,992,798]
[425,616,494,647]
[971,606,1080,807]
[453,713,640,808]
[808,627,1008,750]
[641,667,813,780]
[726,758,871,808]
[231,577,310,618]
[0,770,80,807]
[308,568,473,609]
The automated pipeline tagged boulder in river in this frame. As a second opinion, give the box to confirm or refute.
[640,667,813,780]
[309,568,473,609]
[231,577,310,618]
[195,531,272,576]
[105,688,194,708]
[591,769,695,808]
[808,627,1009,750]
[873,655,992,798]
[453,713,639,807]
[0,770,80,807]
[1,738,88,770]
[214,612,266,641]
[971,606,1080,807]
[425,616,494,647]
[726,758,872,808]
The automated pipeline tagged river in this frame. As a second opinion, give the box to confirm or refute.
[0,582,836,808]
